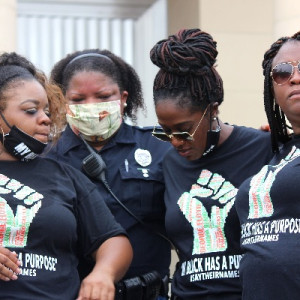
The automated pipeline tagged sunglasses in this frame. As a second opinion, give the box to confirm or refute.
[271,61,300,85]
[152,107,208,142]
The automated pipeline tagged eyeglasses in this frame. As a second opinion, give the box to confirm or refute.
[270,61,300,85]
[152,106,208,142]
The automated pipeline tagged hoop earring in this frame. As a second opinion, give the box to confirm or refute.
[0,126,5,145]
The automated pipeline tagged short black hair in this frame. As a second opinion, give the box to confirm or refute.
[50,49,145,122]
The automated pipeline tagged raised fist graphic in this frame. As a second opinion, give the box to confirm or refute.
[0,174,43,248]
[248,146,300,219]
[178,169,237,254]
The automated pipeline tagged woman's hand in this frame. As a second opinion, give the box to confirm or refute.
[76,235,132,300]
[77,271,115,300]
[0,247,21,281]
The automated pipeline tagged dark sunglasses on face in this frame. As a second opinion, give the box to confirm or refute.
[152,128,195,142]
[271,60,300,85]
[152,106,209,142]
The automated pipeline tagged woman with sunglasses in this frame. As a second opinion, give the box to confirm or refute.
[150,28,273,300]
[235,31,300,299]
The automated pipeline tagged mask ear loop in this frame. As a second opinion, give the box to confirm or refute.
[209,103,220,130]
[209,104,213,130]
[0,111,12,129]
[203,104,221,156]
[208,103,219,126]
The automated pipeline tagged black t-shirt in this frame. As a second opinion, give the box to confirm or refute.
[236,136,300,300]
[163,126,273,300]
[0,157,126,300]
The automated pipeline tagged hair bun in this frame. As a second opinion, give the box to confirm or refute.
[150,28,218,76]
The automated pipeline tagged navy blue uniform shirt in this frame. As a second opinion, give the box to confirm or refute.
[46,123,171,279]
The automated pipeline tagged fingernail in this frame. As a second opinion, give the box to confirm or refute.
[15,268,21,275]
[11,274,18,280]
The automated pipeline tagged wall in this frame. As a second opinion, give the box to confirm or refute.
[168,0,199,34]
[135,0,168,126]
[0,0,17,52]
[199,0,274,128]
[273,0,300,38]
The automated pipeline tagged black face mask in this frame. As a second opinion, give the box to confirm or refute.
[0,113,47,162]
[202,117,221,156]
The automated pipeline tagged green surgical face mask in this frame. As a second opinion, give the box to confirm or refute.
[66,100,122,142]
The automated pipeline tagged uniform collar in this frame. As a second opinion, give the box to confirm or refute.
[60,122,136,154]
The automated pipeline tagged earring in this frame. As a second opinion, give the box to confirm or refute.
[0,126,5,145]
[213,117,217,121]
[123,103,127,107]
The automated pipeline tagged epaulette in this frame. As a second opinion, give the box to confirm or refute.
[135,125,156,131]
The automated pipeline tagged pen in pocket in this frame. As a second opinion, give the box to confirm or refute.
[124,159,129,172]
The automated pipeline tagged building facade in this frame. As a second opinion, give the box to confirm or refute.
[1,0,300,127]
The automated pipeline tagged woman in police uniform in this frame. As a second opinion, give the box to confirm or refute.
[47,49,171,300]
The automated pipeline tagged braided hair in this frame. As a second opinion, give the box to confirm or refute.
[262,31,300,152]
[150,28,223,111]
[0,52,66,141]
[50,49,144,123]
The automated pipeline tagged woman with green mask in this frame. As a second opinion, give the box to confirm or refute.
[47,49,172,300]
